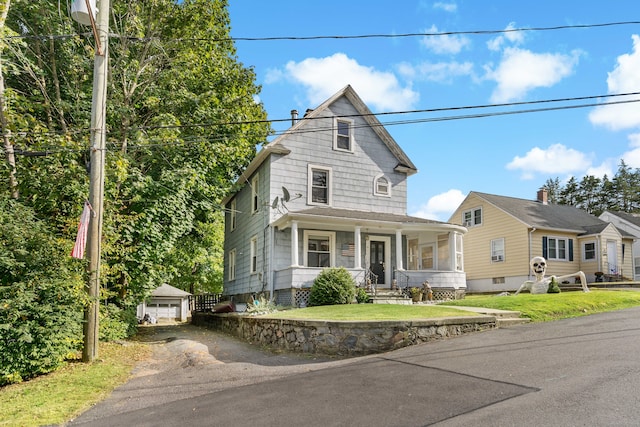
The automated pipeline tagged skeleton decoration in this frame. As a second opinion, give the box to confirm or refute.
[514,256,590,295]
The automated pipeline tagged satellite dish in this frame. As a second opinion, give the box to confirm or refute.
[70,0,98,26]
[271,196,279,209]
[282,186,290,202]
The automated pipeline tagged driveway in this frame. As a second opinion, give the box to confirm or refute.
[68,322,359,425]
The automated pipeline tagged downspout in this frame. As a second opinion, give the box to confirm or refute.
[528,227,536,280]
[269,224,275,302]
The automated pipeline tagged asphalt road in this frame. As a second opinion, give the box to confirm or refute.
[67,307,640,426]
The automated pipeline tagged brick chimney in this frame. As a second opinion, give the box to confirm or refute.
[537,188,548,205]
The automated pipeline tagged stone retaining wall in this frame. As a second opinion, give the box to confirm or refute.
[192,312,496,356]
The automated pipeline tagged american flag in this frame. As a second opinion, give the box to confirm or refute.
[71,201,91,259]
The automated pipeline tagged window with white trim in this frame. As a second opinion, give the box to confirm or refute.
[303,231,335,267]
[251,174,259,213]
[228,249,236,281]
[462,207,482,227]
[374,174,391,197]
[250,236,258,274]
[308,165,332,205]
[230,199,237,231]
[334,118,354,152]
[583,241,596,261]
[547,237,568,260]
[491,238,505,262]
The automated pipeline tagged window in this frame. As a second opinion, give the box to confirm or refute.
[230,199,237,231]
[228,249,236,281]
[304,231,335,267]
[420,245,435,269]
[462,207,482,227]
[407,238,419,270]
[308,165,332,205]
[492,277,505,284]
[250,236,258,274]
[491,238,505,262]
[543,236,573,261]
[251,174,259,213]
[374,174,390,197]
[583,241,596,261]
[334,118,353,152]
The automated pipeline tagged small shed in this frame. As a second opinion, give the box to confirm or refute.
[137,284,192,322]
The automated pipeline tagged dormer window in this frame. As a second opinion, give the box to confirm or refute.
[334,118,354,152]
[374,174,391,197]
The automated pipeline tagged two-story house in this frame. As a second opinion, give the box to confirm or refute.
[222,85,467,307]
[449,190,635,293]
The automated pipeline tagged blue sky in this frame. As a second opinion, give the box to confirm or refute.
[228,1,640,221]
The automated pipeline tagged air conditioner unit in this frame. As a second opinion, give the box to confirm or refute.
[464,221,473,227]
[492,255,504,262]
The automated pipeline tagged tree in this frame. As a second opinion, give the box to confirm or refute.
[542,177,561,204]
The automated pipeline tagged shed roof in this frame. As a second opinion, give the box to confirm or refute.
[150,283,191,297]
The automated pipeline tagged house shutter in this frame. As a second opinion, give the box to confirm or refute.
[542,236,548,258]
[568,239,574,261]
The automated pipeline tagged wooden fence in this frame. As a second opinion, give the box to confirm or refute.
[189,294,223,312]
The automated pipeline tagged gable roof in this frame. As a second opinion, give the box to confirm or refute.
[151,283,191,297]
[602,211,640,228]
[229,85,416,193]
[471,191,611,235]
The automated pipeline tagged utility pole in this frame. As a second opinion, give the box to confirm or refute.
[82,0,110,363]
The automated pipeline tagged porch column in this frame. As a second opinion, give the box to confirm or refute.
[396,229,403,270]
[354,226,362,269]
[291,220,299,267]
[449,232,456,269]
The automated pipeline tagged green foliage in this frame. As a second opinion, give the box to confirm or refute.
[99,304,138,342]
[246,294,278,315]
[0,195,84,385]
[308,267,357,306]
[547,277,561,293]
[355,287,370,304]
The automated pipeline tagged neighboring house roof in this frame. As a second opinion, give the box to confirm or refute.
[471,191,620,236]
[151,283,191,297]
[603,211,640,228]
[223,85,417,205]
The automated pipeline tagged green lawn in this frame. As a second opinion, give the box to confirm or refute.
[264,303,477,320]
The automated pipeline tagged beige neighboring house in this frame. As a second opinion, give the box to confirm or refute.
[449,190,636,293]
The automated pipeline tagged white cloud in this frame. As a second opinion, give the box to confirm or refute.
[506,143,592,180]
[486,48,582,102]
[398,60,473,83]
[487,22,525,51]
[589,35,640,131]
[433,2,457,13]
[622,133,640,168]
[421,25,470,55]
[411,189,466,221]
[283,53,419,111]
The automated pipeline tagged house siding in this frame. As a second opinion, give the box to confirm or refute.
[450,194,530,291]
[268,98,407,217]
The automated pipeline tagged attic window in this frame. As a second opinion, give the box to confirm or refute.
[334,118,354,152]
[462,207,482,227]
[374,174,391,197]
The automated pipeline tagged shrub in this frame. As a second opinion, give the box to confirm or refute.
[548,277,561,293]
[100,304,138,341]
[308,267,356,306]
[355,287,370,304]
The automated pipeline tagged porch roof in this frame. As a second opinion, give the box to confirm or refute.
[272,207,467,233]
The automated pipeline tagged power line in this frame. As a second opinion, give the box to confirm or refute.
[4,20,640,43]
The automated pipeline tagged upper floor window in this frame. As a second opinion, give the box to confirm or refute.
[334,118,354,152]
[308,164,332,205]
[462,207,482,227]
[230,199,237,231]
[374,174,391,197]
[251,174,259,213]
[228,249,236,281]
[583,241,596,261]
[491,238,505,262]
[250,236,258,274]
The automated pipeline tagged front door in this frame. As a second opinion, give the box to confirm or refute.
[607,241,618,274]
[370,240,385,285]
